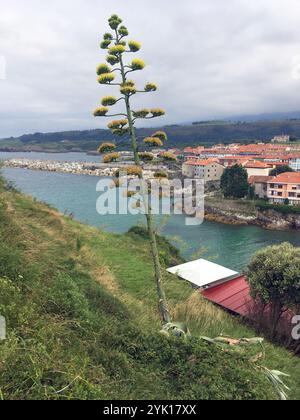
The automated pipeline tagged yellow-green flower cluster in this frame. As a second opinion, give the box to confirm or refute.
[160,152,177,162]
[96,63,111,76]
[103,152,120,163]
[118,26,129,36]
[143,130,167,148]
[120,81,137,96]
[128,40,141,52]
[98,143,116,153]
[103,33,113,41]
[108,119,129,136]
[100,39,111,49]
[133,109,150,118]
[109,44,126,56]
[109,14,122,30]
[101,96,118,106]
[150,108,165,117]
[144,137,164,147]
[131,58,145,71]
[154,170,168,179]
[108,119,128,129]
[139,152,154,161]
[115,165,142,178]
[98,73,115,84]
[144,83,158,92]
[106,55,119,66]
[93,107,109,117]
[152,131,168,142]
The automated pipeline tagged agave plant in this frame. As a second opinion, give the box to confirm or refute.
[161,322,191,338]
[199,334,290,400]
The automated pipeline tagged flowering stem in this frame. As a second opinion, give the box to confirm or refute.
[116,30,171,325]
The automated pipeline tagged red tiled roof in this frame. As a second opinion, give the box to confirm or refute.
[268,172,300,184]
[249,176,272,184]
[184,159,219,167]
[202,275,253,316]
[244,161,272,169]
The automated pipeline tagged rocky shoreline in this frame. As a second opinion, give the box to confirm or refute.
[2,158,158,179]
[205,204,300,231]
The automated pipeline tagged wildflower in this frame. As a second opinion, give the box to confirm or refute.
[128,40,141,52]
[100,39,111,49]
[152,131,168,142]
[150,108,165,117]
[108,120,128,130]
[103,152,120,163]
[97,143,116,153]
[108,14,122,30]
[96,63,111,76]
[106,55,120,66]
[131,58,146,71]
[139,152,154,161]
[93,107,109,117]
[145,83,157,92]
[120,84,137,96]
[101,96,118,106]
[103,33,113,41]
[98,73,115,84]
[154,170,168,179]
[108,44,126,56]
[144,137,163,147]
[118,26,129,36]
[160,152,177,162]
[133,109,150,118]
[115,166,142,178]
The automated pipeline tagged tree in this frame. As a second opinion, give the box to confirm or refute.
[270,165,294,177]
[220,164,249,198]
[247,243,300,338]
[93,15,171,325]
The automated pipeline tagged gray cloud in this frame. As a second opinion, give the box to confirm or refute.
[0,0,300,137]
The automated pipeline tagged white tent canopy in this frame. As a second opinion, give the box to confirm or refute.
[167,259,239,289]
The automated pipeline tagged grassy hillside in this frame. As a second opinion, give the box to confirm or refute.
[2,119,300,152]
[0,178,300,400]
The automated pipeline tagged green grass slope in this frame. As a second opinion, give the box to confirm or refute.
[0,178,299,400]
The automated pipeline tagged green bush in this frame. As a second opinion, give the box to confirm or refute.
[255,200,300,215]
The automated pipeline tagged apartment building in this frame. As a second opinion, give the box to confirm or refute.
[267,172,300,205]
[182,159,224,183]
[243,161,272,178]
[249,176,272,199]
[271,135,291,143]
[288,155,300,172]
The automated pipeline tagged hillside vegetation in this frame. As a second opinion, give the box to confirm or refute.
[0,178,300,400]
[2,119,300,152]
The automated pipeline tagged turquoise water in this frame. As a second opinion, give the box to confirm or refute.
[3,165,300,272]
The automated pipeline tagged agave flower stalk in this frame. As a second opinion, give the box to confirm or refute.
[94,15,171,325]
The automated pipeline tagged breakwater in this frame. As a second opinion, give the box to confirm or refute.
[2,158,159,178]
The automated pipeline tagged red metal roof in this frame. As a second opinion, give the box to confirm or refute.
[202,275,254,316]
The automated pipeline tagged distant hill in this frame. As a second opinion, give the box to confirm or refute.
[2,119,300,152]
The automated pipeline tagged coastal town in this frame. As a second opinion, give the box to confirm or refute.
[4,134,300,206]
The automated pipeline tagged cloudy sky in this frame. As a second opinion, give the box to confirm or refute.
[1,0,300,138]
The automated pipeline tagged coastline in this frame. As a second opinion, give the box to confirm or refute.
[205,201,300,231]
